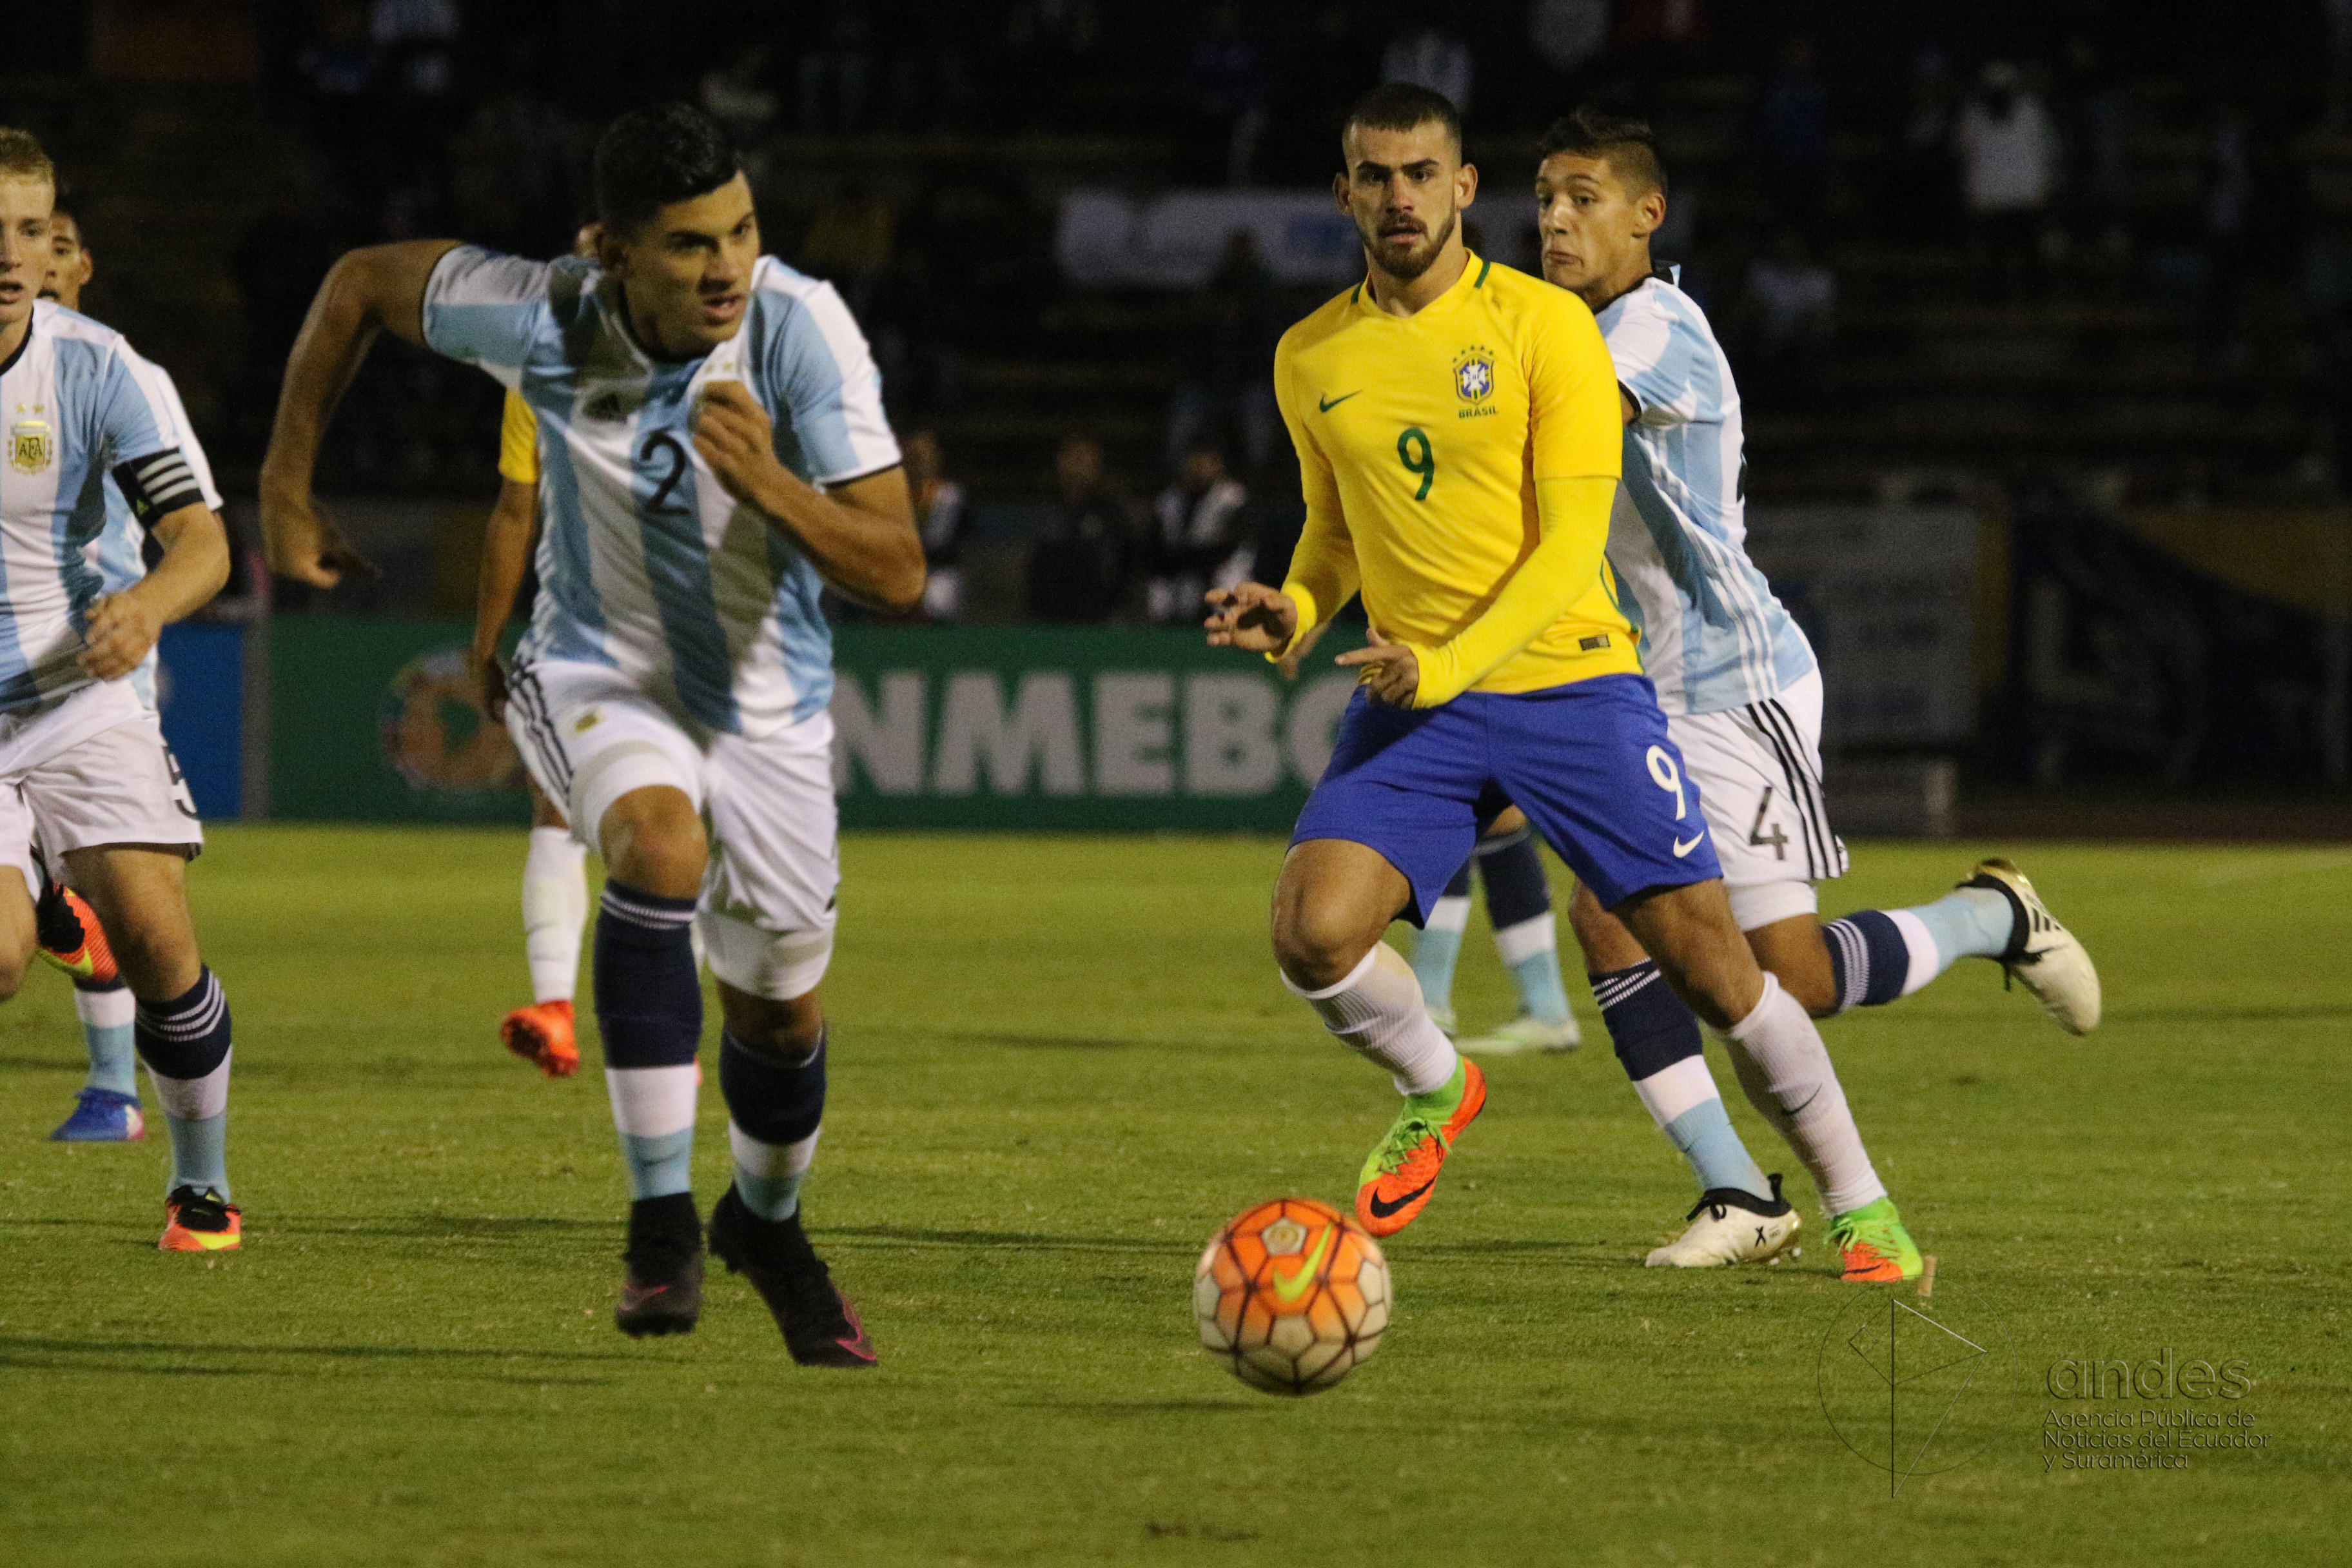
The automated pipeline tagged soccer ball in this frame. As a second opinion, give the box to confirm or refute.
[1193,1195,1390,1396]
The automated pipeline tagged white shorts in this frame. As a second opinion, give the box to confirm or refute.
[505,658,838,1000]
[1667,667,1847,932]
[0,680,202,894]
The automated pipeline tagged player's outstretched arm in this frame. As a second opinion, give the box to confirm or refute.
[471,476,538,720]
[689,381,925,613]
[259,239,461,587]
[78,502,229,681]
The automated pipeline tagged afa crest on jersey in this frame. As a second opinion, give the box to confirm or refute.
[9,417,54,475]
[1453,347,1496,416]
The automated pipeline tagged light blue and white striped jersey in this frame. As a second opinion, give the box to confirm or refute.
[109,348,222,711]
[423,247,901,737]
[1594,274,1813,716]
[0,303,212,716]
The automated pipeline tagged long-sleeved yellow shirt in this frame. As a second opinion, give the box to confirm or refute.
[1272,253,1636,706]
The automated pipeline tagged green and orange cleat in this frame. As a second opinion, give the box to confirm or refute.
[501,999,580,1078]
[161,1186,242,1253]
[35,881,119,984]
[1353,1057,1486,1238]
[1830,1197,1921,1282]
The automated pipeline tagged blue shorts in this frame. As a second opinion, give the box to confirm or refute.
[1290,674,1723,925]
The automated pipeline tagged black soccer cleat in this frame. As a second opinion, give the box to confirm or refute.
[708,1185,877,1368]
[615,1191,704,1338]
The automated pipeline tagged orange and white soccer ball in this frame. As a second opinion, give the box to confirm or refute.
[1193,1195,1391,1395]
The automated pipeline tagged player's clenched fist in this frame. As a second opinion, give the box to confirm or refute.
[691,380,785,505]
[257,485,380,589]
[1203,582,1299,654]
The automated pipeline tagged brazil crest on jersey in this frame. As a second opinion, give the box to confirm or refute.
[1594,274,1813,716]
[422,248,901,737]
[1273,255,1640,696]
[0,303,211,715]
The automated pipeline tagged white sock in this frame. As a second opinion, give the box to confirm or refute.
[1284,942,1460,1095]
[605,1064,698,1200]
[523,827,589,1004]
[1715,974,1885,1215]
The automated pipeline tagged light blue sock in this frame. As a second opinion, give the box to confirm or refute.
[738,1168,808,1222]
[75,983,139,1097]
[1411,867,1474,1015]
[1505,948,1574,1026]
[1410,924,1465,1014]
[1662,1099,1772,1199]
[164,1111,230,1200]
[1904,887,2015,971]
[620,1130,694,1200]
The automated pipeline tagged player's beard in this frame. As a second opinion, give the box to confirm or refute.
[1366,208,1458,285]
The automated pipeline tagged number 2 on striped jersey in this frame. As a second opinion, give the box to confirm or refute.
[640,432,690,511]
[1396,426,1435,501]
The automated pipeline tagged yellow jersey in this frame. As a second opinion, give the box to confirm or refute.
[498,388,540,485]
[1273,253,1637,698]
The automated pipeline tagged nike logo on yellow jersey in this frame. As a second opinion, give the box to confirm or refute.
[1318,391,1363,413]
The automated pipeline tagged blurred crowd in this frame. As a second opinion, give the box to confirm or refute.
[29,1,2344,619]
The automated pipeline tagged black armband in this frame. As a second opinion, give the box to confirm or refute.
[112,448,206,521]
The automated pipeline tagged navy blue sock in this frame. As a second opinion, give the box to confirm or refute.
[594,882,703,1068]
[594,883,703,1200]
[1474,828,1550,927]
[1592,960,1769,1200]
[1822,910,1913,1012]
[135,966,234,1198]
[721,1030,827,1221]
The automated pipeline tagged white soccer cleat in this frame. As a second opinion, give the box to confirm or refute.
[1961,857,2102,1035]
[1645,1175,1802,1268]
[1455,1012,1580,1056]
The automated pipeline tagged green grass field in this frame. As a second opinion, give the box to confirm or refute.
[3,828,2346,1566]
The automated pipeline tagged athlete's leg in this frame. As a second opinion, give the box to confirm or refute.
[523,783,589,1001]
[697,713,873,1365]
[66,845,240,1247]
[1618,879,1890,1227]
[505,781,589,1075]
[1273,838,1460,1093]
[590,781,709,1335]
[1458,809,1580,1054]
[594,783,707,1202]
[24,876,142,1130]
[0,868,37,1002]
[1406,861,1471,1030]
[715,983,825,1224]
[1273,838,1483,1236]
[1566,880,1771,1206]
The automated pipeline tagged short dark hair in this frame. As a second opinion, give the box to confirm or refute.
[594,103,741,234]
[1537,107,1668,198]
[1341,82,1463,162]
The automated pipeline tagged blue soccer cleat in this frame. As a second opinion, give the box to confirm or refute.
[50,1088,146,1142]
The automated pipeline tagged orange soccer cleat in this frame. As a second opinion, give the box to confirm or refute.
[1353,1058,1487,1237]
[161,1186,242,1252]
[501,999,580,1078]
[35,881,119,984]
